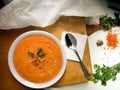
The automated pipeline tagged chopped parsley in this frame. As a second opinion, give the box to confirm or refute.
[100,13,120,30]
[93,63,120,86]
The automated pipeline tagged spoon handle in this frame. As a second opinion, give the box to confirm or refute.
[74,50,91,80]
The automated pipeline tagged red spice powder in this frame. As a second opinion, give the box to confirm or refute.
[106,30,119,49]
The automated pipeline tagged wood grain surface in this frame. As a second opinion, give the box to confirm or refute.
[0,16,93,90]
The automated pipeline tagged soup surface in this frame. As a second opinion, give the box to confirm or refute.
[14,35,63,83]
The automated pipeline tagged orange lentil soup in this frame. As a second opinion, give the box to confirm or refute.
[14,35,63,83]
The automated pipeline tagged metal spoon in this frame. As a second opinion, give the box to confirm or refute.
[65,33,91,80]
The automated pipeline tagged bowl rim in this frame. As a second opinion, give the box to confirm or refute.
[8,30,66,89]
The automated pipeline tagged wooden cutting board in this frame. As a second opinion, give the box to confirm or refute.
[0,16,93,90]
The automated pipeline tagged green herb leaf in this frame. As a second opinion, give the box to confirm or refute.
[28,51,34,58]
[37,48,42,55]
[93,62,120,86]
[37,48,45,58]
[99,13,120,30]
[38,53,45,58]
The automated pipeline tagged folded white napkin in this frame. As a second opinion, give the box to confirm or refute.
[61,31,87,62]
